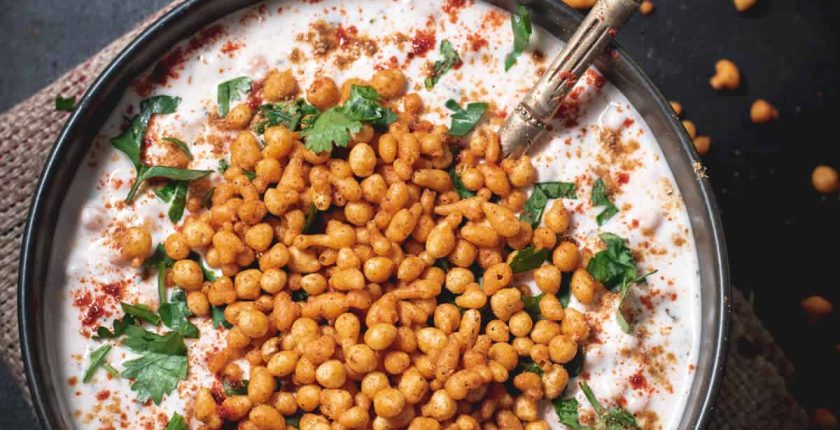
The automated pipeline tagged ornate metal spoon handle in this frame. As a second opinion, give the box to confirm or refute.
[499,0,641,158]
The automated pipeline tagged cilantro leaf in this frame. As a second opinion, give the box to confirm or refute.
[445,100,488,137]
[112,95,181,171]
[520,181,577,227]
[449,166,476,199]
[341,85,398,130]
[121,352,188,405]
[123,325,187,355]
[166,181,189,222]
[158,289,200,338]
[154,181,178,202]
[519,357,543,376]
[566,347,585,377]
[579,381,641,430]
[121,303,161,325]
[217,76,253,117]
[223,378,249,396]
[165,413,187,430]
[587,233,636,291]
[243,169,257,180]
[505,5,533,71]
[509,246,551,273]
[425,40,461,89]
[162,137,193,160]
[211,305,232,329]
[553,397,588,430]
[255,99,318,134]
[55,95,76,112]
[83,344,114,383]
[301,108,362,153]
[217,159,230,173]
[285,416,301,428]
[521,294,543,320]
[93,314,137,340]
[592,178,619,225]
[192,254,219,282]
[201,186,215,209]
[125,165,211,203]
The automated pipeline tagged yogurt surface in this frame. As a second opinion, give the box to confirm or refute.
[45,1,701,429]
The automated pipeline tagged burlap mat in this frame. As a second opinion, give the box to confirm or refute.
[0,3,808,428]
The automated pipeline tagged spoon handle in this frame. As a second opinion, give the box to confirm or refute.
[499,0,641,158]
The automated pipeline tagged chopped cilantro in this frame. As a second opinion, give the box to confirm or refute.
[521,294,543,319]
[445,99,488,137]
[120,325,188,405]
[301,86,396,153]
[425,40,461,89]
[242,169,257,180]
[520,181,577,227]
[341,85,398,130]
[211,305,232,329]
[223,378,249,396]
[303,205,320,234]
[112,96,210,203]
[301,108,362,153]
[255,99,318,134]
[201,186,215,209]
[154,181,178,202]
[83,344,114,383]
[586,233,653,332]
[121,351,188,405]
[217,76,253,117]
[591,178,619,225]
[55,95,76,111]
[580,381,642,430]
[93,314,136,340]
[164,413,187,430]
[167,181,189,222]
[120,302,161,326]
[566,347,585,378]
[158,289,200,338]
[504,5,533,71]
[553,397,586,430]
[162,137,193,160]
[509,245,551,273]
[217,159,230,173]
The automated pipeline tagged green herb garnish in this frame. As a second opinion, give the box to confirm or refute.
[165,413,187,430]
[509,245,551,273]
[223,378,249,396]
[55,95,76,112]
[586,233,654,332]
[301,86,397,153]
[217,159,230,173]
[591,178,619,225]
[554,397,587,430]
[83,345,117,382]
[445,99,488,136]
[521,294,543,319]
[120,302,161,326]
[93,314,137,340]
[341,85,398,130]
[121,326,189,405]
[211,305,232,329]
[255,99,318,134]
[504,5,533,71]
[425,40,461,89]
[520,181,577,227]
[111,96,211,202]
[162,137,193,160]
[553,381,641,430]
[217,76,253,117]
[158,289,200,338]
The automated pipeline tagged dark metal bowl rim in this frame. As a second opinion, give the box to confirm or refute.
[18,1,730,429]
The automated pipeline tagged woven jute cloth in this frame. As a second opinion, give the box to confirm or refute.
[0,4,809,429]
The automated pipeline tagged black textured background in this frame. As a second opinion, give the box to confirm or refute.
[1,0,838,428]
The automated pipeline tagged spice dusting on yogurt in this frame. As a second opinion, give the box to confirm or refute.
[46,1,700,429]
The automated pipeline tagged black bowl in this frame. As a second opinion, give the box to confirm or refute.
[19,1,730,428]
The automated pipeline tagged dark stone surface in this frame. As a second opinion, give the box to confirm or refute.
[1,0,839,428]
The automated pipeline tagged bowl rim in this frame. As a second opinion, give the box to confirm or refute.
[18,1,730,429]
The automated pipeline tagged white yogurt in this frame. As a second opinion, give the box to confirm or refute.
[44,1,701,429]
